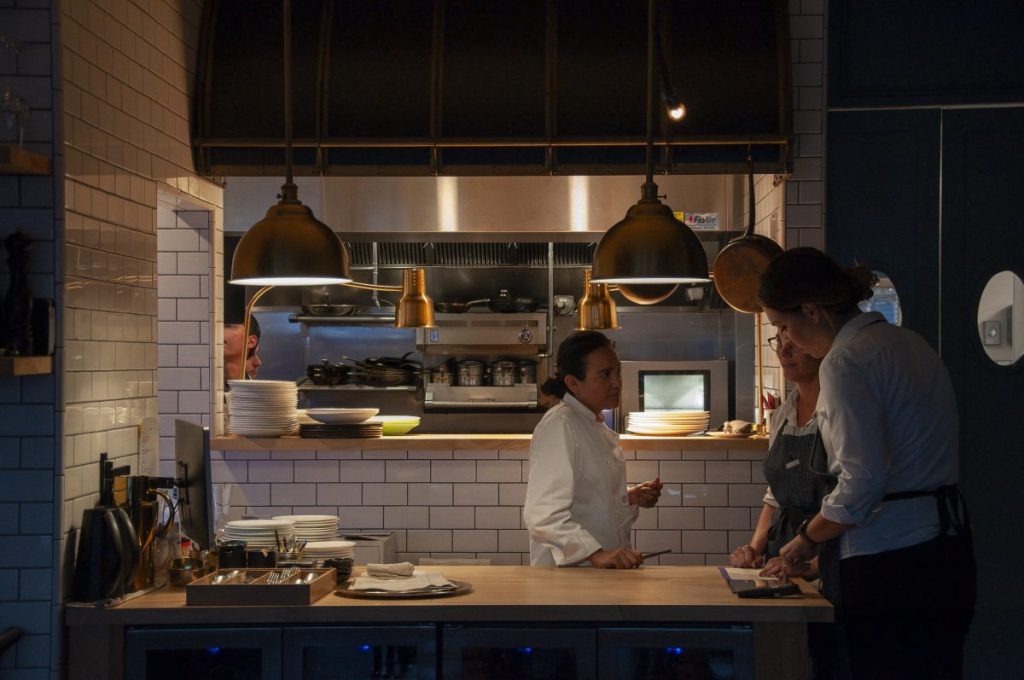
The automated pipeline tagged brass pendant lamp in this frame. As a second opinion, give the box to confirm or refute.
[591,0,709,291]
[576,269,620,331]
[227,0,432,381]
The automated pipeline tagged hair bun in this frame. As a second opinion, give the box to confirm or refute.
[845,265,878,303]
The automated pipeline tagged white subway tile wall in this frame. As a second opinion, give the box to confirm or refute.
[213,446,768,566]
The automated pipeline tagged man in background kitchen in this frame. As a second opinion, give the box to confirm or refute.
[223,314,260,382]
[524,330,663,568]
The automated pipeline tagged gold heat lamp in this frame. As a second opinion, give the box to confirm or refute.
[576,269,620,331]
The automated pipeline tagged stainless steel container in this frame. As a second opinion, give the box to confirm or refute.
[517,359,537,384]
[455,360,486,386]
[490,360,519,387]
[428,365,453,385]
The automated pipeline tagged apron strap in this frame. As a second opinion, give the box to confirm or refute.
[882,484,970,538]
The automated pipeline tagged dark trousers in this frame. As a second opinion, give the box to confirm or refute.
[838,536,976,680]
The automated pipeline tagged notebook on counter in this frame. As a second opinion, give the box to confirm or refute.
[718,567,801,598]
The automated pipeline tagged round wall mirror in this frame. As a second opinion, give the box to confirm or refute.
[858,271,902,326]
[977,270,1023,367]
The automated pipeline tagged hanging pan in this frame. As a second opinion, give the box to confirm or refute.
[712,156,783,314]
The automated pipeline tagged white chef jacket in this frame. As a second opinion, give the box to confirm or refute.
[523,393,638,566]
[816,312,959,559]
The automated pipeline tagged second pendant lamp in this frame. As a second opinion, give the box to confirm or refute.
[591,0,709,293]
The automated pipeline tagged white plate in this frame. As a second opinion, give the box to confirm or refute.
[305,408,380,424]
[706,431,754,439]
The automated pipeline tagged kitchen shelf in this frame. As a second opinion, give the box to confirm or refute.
[289,314,397,324]
[0,355,53,376]
[297,382,418,392]
[0,145,51,175]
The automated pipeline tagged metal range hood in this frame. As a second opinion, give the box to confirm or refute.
[195,0,791,177]
[223,174,745,240]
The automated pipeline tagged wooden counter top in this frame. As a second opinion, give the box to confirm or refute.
[212,433,769,452]
[65,565,829,626]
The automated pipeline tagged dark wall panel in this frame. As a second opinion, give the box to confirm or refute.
[940,107,1024,677]
[829,0,1024,107]
[825,110,941,346]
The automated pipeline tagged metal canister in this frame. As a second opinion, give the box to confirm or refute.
[490,360,518,387]
[455,359,486,386]
[428,365,452,385]
[517,359,537,384]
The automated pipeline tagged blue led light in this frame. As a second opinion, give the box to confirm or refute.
[516,647,533,654]
[206,647,221,655]
[359,644,372,652]
[664,646,684,655]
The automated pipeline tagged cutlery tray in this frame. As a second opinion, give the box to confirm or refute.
[186,568,336,606]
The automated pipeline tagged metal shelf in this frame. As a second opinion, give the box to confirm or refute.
[0,355,53,376]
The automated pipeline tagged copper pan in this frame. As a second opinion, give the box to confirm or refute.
[712,159,783,314]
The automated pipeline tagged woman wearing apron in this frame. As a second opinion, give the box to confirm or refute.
[730,333,845,678]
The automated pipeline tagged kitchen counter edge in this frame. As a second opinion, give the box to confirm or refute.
[211,433,769,451]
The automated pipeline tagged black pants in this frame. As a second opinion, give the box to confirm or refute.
[838,536,976,680]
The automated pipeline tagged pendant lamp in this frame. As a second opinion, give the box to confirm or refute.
[227,0,432,382]
[229,0,349,289]
[576,269,619,331]
[591,0,709,289]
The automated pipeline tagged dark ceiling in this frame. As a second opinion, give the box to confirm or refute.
[193,0,790,176]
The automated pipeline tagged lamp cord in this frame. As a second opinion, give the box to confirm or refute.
[642,0,657,200]
[283,0,294,188]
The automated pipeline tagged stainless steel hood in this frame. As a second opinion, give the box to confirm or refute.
[224,174,744,238]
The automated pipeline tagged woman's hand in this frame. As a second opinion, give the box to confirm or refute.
[628,477,663,508]
[589,547,643,569]
[760,555,819,579]
[729,545,765,568]
[778,534,817,575]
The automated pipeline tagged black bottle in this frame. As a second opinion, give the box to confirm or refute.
[1,231,33,356]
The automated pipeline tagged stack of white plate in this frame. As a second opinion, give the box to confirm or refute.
[272,514,340,542]
[221,518,296,549]
[626,410,710,436]
[303,540,356,561]
[226,380,299,437]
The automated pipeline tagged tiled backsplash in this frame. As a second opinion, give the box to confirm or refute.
[213,446,767,566]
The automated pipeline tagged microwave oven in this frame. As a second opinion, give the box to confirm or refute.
[618,360,730,432]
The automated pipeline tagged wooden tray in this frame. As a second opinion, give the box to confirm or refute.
[186,568,336,606]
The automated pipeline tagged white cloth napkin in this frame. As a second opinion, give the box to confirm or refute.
[365,562,415,578]
[350,570,456,592]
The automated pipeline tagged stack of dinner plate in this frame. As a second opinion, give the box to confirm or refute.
[226,380,298,437]
[221,518,296,549]
[302,540,356,561]
[272,514,340,542]
[626,410,710,436]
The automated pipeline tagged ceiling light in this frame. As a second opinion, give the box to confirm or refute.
[576,269,619,330]
[591,0,709,289]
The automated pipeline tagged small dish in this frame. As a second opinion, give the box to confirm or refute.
[305,408,379,424]
[706,431,754,439]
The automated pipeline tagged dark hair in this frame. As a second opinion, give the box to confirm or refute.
[757,247,877,314]
[540,331,613,399]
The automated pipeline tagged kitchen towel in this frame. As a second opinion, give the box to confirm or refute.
[366,562,415,578]
[350,571,456,592]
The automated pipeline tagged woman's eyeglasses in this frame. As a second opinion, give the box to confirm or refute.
[767,334,782,352]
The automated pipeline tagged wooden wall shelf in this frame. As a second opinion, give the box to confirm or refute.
[0,144,51,175]
[0,355,53,376]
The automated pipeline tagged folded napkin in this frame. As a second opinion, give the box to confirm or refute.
[723,420,754,434]
[350,571,456,592]
[366,562,415,578]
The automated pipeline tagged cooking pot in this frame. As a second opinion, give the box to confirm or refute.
[455,359,486,386]
[428,362,453,385]
[712,159,783,314]
[301,303,358,316]
[434,300,488,314]
[306,359,354,385]
[490,360,519,387]
[483,289,538,313]
[517,359,538,384]
[343,352,421,387]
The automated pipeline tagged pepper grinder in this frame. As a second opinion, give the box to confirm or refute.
[1,231,34,356]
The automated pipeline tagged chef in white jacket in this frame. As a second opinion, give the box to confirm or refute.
[524,331,663,568]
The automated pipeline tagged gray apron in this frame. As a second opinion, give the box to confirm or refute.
[764,418,841,604]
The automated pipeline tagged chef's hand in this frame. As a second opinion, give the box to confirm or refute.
[730,544,765,568]
[589,547,643,569]
[778,535,817,576]
[628,477,663,508]
[761,555,818,580]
